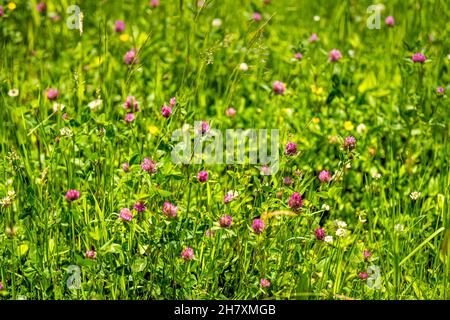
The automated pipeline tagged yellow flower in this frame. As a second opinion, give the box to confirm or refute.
[119,34,130,42]
[8,2,17,10]
[148,125,159,135]
[344,121,354,131]
[312,117,320,124]
[310,85,324,96]
[303,199,310,207]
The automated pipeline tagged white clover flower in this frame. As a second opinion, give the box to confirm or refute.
[394,224,404,233]
[324,235,333,243]
[60,127,73,137]
[356,123,367,135]
[239,63,248,71]
[371,172,381,180]
[348,50,355,58]
[313,15,320,21]
[228,190,239,197]
[182,123,190,133]
[8,89,19,97]
[336,228,347,237]
[52,103,65,112]
[334,220,347,229]
[410,191,421,200]
[322,204,330,211]
[88,99,102,110]
[212,18,222,27]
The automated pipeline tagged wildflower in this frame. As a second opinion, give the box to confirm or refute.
[8,89,19,97]
[252,218,265,234]
[359,272,368,280]
[436,87,445,95]
[283,176,293,186]
[52,103,65,112]
[226,107,236,117]
[334,220,347,229]
[119,208,133,221]
[260,278,270,288]
[260,165,271,175]
[313,15,320,21]
[198,170,208,182]
[273,81,286,95]
[343,135,356,150]
[7,2,16,11]
[201,121,210,134]
[122,162,129,172]
[319,170,332,183]
[115,20,125,32]
[336,228,347,237]
[324,235,333,243]
[85,250,96,259]
[219,215,232,228]
[344,121,354,131]
[49,13,60,22]
[0,6,3,17]
[163,202,178,218]
[322,203,330,211]
[124,48,137,65]
[284,142,297,155]
[356,123,367,135]
[161,105,172,118]
[329,49,342,62]
[372,172,381,180]
[348,49,355,58]
[150,0,160,8]
[0,190,16,208]
[119,34,129,42]
[134,202,146,213]
[394,224,404,233]
[181,247,194,261]
[88,99,102,110]
[205,229,215,237]
[363,249,372,262]
[315,227,325,240]
[169,97,176,106]
[36,2,46,13]
[123,96,140,112]
[60,127,73,137]
[288,192,303,212]
[124,113,135,123]
[224,190,238,204]
[253,12,262,22]
[294,52,302,60]
[309,33,318,42]
[62,113,68,120]
[411,52,426,63]
[141,158,157,173]
[385,16,395,26]
[47,88,59,100]
[410,191,421,200]
[65,189,80,202]
[212,18,222,27]
[239,62,248,71]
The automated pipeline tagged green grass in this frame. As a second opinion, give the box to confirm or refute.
[0,0,450,300]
